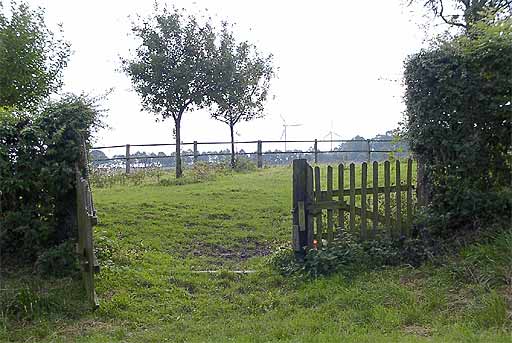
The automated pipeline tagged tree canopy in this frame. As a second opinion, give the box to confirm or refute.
[210,22,274,167]
[0,1,70,109]
[122,5,218,177]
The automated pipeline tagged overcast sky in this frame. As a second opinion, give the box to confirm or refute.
[27,0,432,153]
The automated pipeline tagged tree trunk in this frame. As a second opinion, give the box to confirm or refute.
[175,117,183,178]
[230,124,236,169]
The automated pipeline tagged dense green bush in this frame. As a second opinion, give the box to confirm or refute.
[403,18,512,239]
[0,95,104,263]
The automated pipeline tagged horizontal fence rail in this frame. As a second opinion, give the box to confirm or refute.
[292,159,416,258]
[91,139,410,173]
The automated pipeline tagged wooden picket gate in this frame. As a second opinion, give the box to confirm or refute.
[292,159,415,257]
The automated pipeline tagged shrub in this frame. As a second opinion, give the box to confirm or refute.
[269,228,436,277]
[0,95,104,263]
[403,18,512,239]
[34,241,78,277]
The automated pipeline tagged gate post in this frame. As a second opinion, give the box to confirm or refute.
[292,159,309,261]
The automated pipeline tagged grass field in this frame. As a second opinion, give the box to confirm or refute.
[1,164,511,342]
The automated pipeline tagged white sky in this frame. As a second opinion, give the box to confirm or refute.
[27,0,432,153]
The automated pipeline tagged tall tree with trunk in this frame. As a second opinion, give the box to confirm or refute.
[122,5,217,178]
[210,23,274,168]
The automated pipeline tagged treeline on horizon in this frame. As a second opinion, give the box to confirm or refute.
[90,130,411,168]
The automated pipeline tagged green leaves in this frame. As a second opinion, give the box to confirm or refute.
[0,1,70,110]
[210,21,274,128]
[0,95,104,262]
[403,17,512,238]
[122,5,217,120]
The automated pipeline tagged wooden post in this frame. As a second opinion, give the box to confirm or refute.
[361,162,367,239]
[337,164,345,233]
[306,164,314,248]
[396,160,402,236]
[314,166,323,248]
[257,140,263,168]
[384,161,391,236]
[125,144,131,174]
[372,161,379,237]
[406,158,413,235]
[349,163,356,233]
[326,166,334,244]
[313,139,319,164]
[292,159,309,261]
[193,141,198,163]
[367,139,371,162]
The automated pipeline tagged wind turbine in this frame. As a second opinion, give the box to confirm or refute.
[280,114,302,151]
[323,120,343,151]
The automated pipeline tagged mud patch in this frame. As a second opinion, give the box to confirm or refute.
[187,239,271,261]
[203,213,232,220]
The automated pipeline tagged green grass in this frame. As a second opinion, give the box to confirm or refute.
[1,164,511,342]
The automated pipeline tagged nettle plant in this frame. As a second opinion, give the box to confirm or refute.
[403,17,512,238]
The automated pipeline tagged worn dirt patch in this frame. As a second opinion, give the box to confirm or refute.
[186,239,271,261]
[402,325,432,337]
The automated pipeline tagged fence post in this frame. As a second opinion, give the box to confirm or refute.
[367,139,371,162]
[193,141,198,164]
[125,144,131,174]
[257,140,263,168]
[292,159,308,261]
[314,139,318,164]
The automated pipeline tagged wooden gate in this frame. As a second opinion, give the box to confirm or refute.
[75,168,100,309]
[292,159,415,257]
[75,141,100,309]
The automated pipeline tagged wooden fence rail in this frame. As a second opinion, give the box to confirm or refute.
[292,159,416,257]
[91,139,407,174]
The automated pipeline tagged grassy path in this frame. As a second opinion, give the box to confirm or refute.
[1,165,510,342]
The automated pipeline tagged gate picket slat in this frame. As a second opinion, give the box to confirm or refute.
[396,160,402,236]
[406,158,413,236]
[361,162,367,239]
[384,161,391,237]
[349,163,356,233]
[326,166,334,244]
[314,166,323,248]
[292,159,416,250]
[372,161,379,237]
[306,164,314,248]
[338,164,345,233]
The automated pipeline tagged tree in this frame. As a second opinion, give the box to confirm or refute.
[414,0,511,29]
[0,1,70,110]
[122,5,217,178]
[209,23,274,168]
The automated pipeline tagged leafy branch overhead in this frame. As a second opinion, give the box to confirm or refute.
[414,0,511,29]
